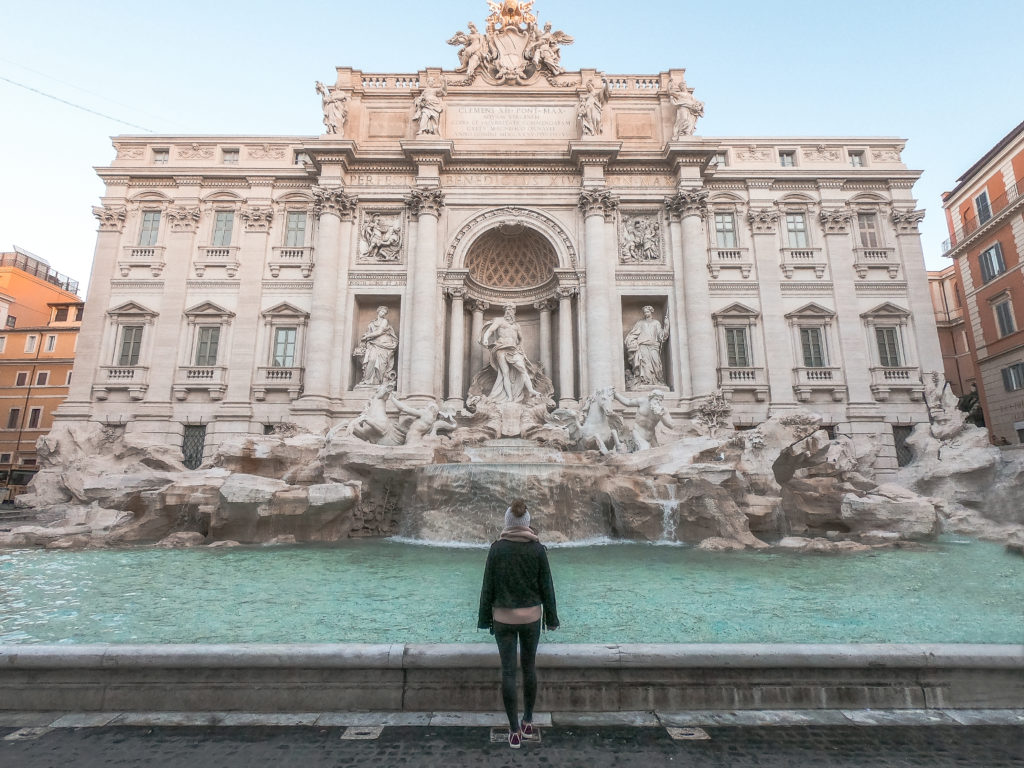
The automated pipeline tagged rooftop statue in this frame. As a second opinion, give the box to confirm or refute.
[448,1,573,84]
[668,77,705,138]
[315,81,349,135]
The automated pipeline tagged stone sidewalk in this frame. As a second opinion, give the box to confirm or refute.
[2,711,1022,768]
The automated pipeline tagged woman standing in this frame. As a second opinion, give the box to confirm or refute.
[478,499,559,749]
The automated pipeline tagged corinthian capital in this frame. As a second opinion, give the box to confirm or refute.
[891,208,926,233]
[819,208,853,234]
[312,185,358,220]
[578,189,620,220]
[405,187,446,218]
[240,206,274,233]
[664,189,708,220]
[746,208,780,234]
[92,205,127,233]
[166,206,201,233]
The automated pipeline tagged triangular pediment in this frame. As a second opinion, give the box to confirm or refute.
[184,301,235,318]
[861,302,910,319]
[786,302,835,319]
[713,302,759,319]
[262,302,309,319]
[107,301,157,318]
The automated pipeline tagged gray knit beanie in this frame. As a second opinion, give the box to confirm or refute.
[504,505,530,530]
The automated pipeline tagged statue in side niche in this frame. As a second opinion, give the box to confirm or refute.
[624,306,670,389]
[353,306,399,386]
[613,388,674,451]
[668,78,704,138]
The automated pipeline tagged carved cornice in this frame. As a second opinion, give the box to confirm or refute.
[240,206,274,232]
[664,190,708,220]
[166,206,201,233]
[246,176,275,188]
[93,205,127,233]
[747,208,780,234]
[891,208,926,234]
[312,186,358,220]
[819,208,853,234]
[578,189,620,220]
[405,187,446,218]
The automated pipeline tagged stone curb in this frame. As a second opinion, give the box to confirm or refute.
[2,709,1023,729]
[3,643,1021,670]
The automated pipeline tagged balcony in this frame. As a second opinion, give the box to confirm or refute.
[94,365,149,401]
[717,366,768,401]
[119,246,166,277]
[792,366,846,402]
[852,247,899,279]
[708,248,753,279]
[943,179,1023,254]
[780,248,827,279]
[269,246,315,278]
[934,306,964,326]
[194,246,240,278]
[870,366,924,401]
[253,366,304,401]
[173,366,228,400]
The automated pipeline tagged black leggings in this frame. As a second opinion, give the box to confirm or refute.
[492,619,542,732]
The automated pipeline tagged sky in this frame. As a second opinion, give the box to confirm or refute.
[0,0,1020,295]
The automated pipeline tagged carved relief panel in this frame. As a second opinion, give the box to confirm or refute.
[618,213,664,265]
[357,209,406,264]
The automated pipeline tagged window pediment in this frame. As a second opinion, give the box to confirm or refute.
[786,302,835,320]
[184,301,235,323]
[713,302,760,319]
[108,301,158,319]
[861,302,910,320]
[262,302,309,321]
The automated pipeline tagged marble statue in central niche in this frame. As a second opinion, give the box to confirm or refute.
[480,304,544,402]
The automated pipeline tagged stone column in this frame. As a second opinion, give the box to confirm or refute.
[746,205,795,406]
[668,189,716,397]
[579,189,619,393]
[58,205,129,417]
[663,204,692,399]
[446,287,467,408]
[221,206,274,410]
[147,204,200,407]
[329,207,357,399]
[556,287,577,406]
[404,188,445,402]
[892,208,943,373]
[469,299,489,382]
[819,206,874,404]
[535,298,555,377]
[295,187,356,411]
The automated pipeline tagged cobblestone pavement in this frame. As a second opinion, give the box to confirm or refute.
[2,724,1022,768]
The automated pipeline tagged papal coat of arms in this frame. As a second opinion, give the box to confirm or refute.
[448,1,573,85]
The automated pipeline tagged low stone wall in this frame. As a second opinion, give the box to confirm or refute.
[2,644,1021,713]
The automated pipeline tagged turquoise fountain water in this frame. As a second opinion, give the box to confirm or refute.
[1,537,1020,645]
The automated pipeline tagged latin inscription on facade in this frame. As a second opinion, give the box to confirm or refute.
[448,104,576,139]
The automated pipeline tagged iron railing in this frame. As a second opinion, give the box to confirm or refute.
[943,178,1023,254]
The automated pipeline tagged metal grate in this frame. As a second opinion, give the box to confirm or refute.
[892,425,915,467]
[182,425,207,470]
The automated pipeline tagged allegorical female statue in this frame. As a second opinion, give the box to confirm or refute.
[624,305,669,388]
[354,306,399,386]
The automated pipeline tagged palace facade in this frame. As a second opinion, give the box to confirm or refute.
[56,3,941,473]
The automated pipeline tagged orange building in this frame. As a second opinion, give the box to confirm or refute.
[927,264,974,398]
[0,249,82,499]
[942,121,1024,444]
